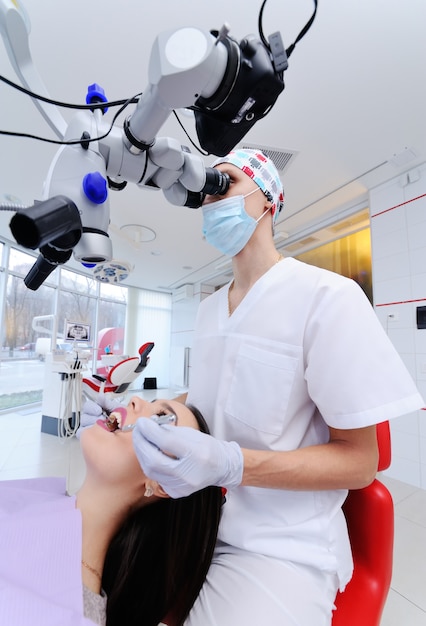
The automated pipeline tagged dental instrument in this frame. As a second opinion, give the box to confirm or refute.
[121,413,176,432]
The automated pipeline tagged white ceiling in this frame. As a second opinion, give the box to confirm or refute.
[0,0,425,292]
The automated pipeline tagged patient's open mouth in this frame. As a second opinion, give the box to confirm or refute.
[96,407,127,432]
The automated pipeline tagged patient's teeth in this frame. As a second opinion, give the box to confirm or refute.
[106,411,120,431]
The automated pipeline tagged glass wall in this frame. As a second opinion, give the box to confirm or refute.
[98,283,127,335]
[56,270,98,343]
[0,240,171,411]
[4,249,56,353]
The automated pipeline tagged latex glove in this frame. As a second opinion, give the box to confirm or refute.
[76,393,122,439]
[132,418,244,498]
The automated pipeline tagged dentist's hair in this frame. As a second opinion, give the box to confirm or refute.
[102,405,223,626]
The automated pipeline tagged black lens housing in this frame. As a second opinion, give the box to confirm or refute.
[203,169,230,196]
[194,34,285,156]
[24,246,73,291]
[9,195,82,250]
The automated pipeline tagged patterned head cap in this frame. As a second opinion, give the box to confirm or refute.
[211,148,285,224]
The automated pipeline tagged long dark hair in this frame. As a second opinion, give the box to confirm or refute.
[102,405,223,626]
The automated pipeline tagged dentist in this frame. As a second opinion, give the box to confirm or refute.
[132,149,423,625]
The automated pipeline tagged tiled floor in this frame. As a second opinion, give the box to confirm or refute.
[1,402,426,625]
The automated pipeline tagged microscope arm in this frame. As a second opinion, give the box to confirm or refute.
[0,0,67,138]
[98,26,231,205]
[123,26,228,149]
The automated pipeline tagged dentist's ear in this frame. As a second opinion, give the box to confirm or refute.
[264,197,273,211]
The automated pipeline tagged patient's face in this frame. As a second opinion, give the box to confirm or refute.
[81,397,199,489]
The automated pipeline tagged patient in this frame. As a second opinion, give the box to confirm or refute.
[0,398,223,626]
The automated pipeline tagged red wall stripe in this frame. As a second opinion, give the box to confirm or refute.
[371,193,426,218]
[376,298,426,307]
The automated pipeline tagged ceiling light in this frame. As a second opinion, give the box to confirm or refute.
[120,224,156,242]
[93,260,134,283]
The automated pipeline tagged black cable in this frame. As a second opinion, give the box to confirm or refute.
[257,0,271,51]
[258,0,318,59]
[285,1,318,59]
[0,92,142,147]
[0,73,139,111]
[258,0,270,49]
[172,110,209,156]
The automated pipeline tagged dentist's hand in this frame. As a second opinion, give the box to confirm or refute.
[76,393,122,439]
[132,418,244,498]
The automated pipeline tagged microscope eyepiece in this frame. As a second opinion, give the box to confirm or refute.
[182,168,231,208]
[202,168,230,196]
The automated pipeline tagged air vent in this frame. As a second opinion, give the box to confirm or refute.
[238,143,298,173]
[389,147,418,168]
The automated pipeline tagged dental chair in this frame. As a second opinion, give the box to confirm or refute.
[82,342,154,400]
[332,420,393,626]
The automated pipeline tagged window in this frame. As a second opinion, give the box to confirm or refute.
[0,244,130,410]
[0,241,171,410]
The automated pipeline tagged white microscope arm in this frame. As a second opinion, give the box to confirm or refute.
[99,25,231,205]
[0,0,67,138]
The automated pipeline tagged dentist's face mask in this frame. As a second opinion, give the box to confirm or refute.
[202,188,270,257]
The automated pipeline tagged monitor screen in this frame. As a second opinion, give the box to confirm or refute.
[64,321,91,343]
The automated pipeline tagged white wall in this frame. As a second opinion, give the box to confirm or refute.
[370,162,426,488]
[170,283,214,392]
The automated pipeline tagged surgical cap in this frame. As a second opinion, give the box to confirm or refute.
[211,148,285,224]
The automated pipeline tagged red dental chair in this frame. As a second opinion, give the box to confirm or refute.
[82,342,154,400]
[332,420,393,626]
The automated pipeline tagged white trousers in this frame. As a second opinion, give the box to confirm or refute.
[184,542,339,626]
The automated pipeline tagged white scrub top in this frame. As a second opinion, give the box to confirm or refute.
[187,258,423,589]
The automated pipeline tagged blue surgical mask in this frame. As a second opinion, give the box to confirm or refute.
[202,188,270,257]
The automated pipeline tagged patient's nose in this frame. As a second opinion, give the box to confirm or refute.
[129,396,145,413]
